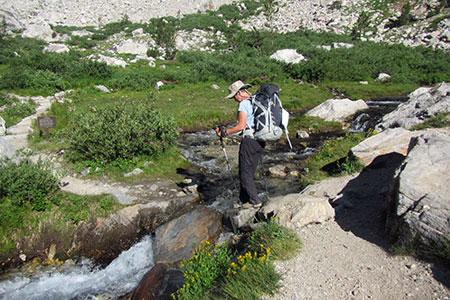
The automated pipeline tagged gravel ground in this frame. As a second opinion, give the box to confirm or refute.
[266,220,449,300]
[263,157,450,300]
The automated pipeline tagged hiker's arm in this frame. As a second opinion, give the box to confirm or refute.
[215,112,247,136]
[227,111,247,135]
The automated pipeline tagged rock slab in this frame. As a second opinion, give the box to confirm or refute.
[387,129,450,249]
[153,206,223,264]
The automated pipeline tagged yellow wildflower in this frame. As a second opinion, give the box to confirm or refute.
[242,265,247,271]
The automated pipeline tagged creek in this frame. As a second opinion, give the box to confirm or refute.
[0,97,405,299]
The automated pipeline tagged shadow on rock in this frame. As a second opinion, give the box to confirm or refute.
[333,152,406,249]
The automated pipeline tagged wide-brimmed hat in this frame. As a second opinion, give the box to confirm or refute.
[225,80,251,99]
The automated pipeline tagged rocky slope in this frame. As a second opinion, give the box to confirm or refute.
[1,0,449,50]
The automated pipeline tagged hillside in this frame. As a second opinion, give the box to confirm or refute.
[1,0,449,50]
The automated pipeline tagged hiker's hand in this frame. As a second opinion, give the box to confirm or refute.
[215,126,228,137]
[219,126,228,137]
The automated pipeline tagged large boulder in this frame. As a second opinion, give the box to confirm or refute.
[386,129,450,251]
[0,116,6,136]
[376,82,450,131]
[131,263,184,300]
[152,206,223,264]
[262,193,335,230]
[270,49,306,64]
[21,22,54,41]
[43,43,70,53]
[75,196,196,266]
[0,137,16,159]
[350,128,421,166]
[113,39,151,56]
[306,98,369,122]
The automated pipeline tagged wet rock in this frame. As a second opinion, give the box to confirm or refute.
[306,98,369,122]
[132,264,184,300]
[296,130,309,139]
[76,195,196,266]
[268,164,288,178]
[153,206,223,264]
[386,129,450,251]
[225,207,259,233]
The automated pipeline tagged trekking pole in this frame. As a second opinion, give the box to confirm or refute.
[259,155,270,202]
[218,126,239,202]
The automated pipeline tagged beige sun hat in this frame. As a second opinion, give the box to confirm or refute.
[225,80,251,99]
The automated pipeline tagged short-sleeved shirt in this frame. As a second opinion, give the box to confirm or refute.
[238,98,254,129]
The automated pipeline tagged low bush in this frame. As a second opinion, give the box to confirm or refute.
[107,69,156,91]
[0,100,36,127]
[0,157,60,211]
[65,99,179,164]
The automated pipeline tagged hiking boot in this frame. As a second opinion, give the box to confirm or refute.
[242,202,262,209]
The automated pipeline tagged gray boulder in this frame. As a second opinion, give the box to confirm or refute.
[113,39,150,56]
[351,128,421,166]
[270,49,306,64]
[262,193,335,230]
[306,98,369,122]
[0,137,16,159]
[376,82,450,131]
[43,43,70,53]
[21,22,54,41]
[386,129,450,250]
[0,116,5,136]
[76,195,197,266]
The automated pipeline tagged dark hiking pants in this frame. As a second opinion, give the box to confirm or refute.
[239,137,265,204]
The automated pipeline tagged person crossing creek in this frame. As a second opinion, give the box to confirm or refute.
[216,80,265,208]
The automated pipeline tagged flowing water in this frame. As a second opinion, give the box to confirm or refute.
[0,236,154,300]
[0,96,405,299]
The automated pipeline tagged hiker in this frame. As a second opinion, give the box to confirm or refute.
[215,80,264,208]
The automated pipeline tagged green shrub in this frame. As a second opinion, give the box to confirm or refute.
[1,100,36,127]
[28,70,66,91]
[0,158,60,211]
[0,92,11,107]
[108,69,156,91]
[65,100,179,164]
[146,17,178,59]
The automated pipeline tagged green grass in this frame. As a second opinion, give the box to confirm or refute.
[0,192,122,257]
[288,115,343,135]
[246,217,303,261]
[302,132,373,185]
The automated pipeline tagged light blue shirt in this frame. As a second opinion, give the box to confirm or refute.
[238,98,254,129]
